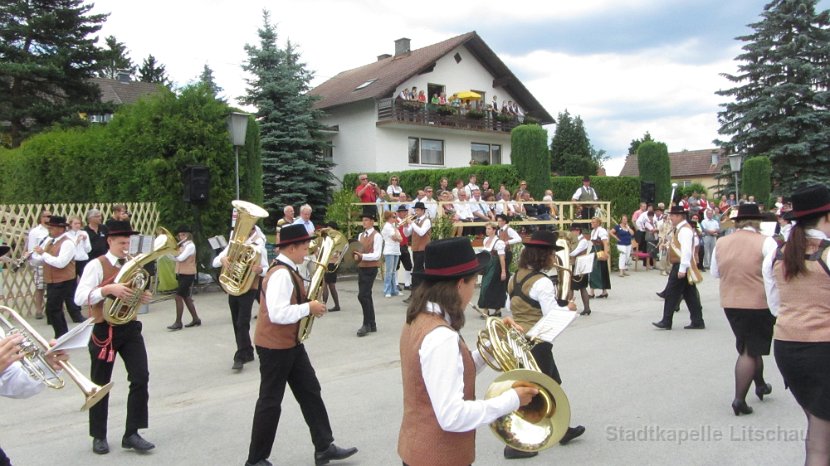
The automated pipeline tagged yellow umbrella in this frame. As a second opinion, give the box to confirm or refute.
[455,91,481,100]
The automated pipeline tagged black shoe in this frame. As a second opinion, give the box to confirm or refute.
[402,297,411,304]
[356,325,371,337]
[122,432,155,451]
[732,400,753,416]
[580,310,591,316]
[167,322,182,331]
[656,291,665,299]
[559,425,586,445]
[314,443,357,465]
[596,293,608,299]
[241,354,255,364]
[503,446,538,459]
[245,460,272,466]
[92,438,109,455]
[369,323,377,332]
[755,383,772,401]
[70,313,85,323]
[328,307,341,312]
[184,319,201,328]
[232,360,244,371]
[652,321,671,330]
[684,323,706,329]
[403,285,411,290]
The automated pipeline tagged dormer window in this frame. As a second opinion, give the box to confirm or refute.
[711,151,719,165]
[354,79,377,91]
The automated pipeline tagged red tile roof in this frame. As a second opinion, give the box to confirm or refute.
[619,148,726,177]
[309,31,553,124]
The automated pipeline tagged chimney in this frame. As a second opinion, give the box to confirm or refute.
[377,53,392,62]
[394,38,411,56]
[116,70,131,83]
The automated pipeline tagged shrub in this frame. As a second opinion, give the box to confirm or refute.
[549,176,640,221]
[511,124,550,199]
[741,156,771,205]
[636,141,671,205]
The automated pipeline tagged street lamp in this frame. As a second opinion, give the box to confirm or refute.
[227,112,249,200]
[728,153,744,203]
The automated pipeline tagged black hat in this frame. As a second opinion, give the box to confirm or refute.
[360,212,376,221]
[176,225,192,234]
[789,184,830,220]
[276,224,316,247]
[569,223,587,232]
[45,215,68,227]
[582,176,591,182]
[0,245,10,257]
[668,206,686,215]
[495,213,510,222]
[106,220,140,237]
[523,230,563,250]
[732,204,765,220]
[417,238,489,280]
[413,201,426,211]
[396,205,409,213]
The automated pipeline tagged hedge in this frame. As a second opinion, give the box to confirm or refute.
[742,156,771,206]
[637,141,671,206]
[510,124,550,199]
[548,176,641,221]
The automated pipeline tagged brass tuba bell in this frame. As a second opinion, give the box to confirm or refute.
[296,228,350,342]
[219,200,269,296]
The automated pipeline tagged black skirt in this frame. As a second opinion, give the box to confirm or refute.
[724,308,775,356]
[324,263,337,284]
[176,273,195,297]
[774,340,830,421]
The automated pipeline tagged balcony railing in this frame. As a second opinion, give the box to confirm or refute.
[377,98,526,133]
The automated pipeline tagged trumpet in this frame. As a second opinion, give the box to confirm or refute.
[0,306,113,410]
[396,214,415,228]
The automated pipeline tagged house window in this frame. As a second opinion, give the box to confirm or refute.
[679,180,693,187]
[322,145,333,161]
[409,137,444,165]
[354,79,377,91]
[427,83,445,103]
[471,143,501,165]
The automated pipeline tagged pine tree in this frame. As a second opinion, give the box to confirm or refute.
[98,35,135,80]
[550,110,599,176]
[0,0,108,147]
[138,54,170,86]
[198,64,223,98]
[240,11,333,220]
[716,0,830,193]
[628,131,654,155]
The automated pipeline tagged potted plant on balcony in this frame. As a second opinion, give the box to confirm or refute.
[436,105,455,116]
[466,109,485,119]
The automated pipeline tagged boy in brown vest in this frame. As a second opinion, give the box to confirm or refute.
[246,224,357,466]
[31,215,83,337]
[402,202,431,303]
[353,213,383,337]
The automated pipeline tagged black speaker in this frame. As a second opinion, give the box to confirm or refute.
[640,181,656,204]
[183,165,210,203]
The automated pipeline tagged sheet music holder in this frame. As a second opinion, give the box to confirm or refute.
[526,310,578,343]
[208,235,228,250]
[129,235,154,255]
[46,318,95,353]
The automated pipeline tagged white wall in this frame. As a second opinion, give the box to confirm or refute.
[320,100,377,181]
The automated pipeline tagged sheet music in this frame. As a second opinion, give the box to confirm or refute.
[128,235,154,255]
[526,310,577,343]
[574,253,594,276]
[208,235,228,250]
[46,318,94,353]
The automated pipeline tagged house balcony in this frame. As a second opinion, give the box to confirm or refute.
[376,98,527,134]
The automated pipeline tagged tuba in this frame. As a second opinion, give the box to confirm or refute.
[219,200,269,296]
[0,306,113,410]
[552,237,572,304]
[297,228,350,342]
[103,227,178,325]
[476,316,571,452]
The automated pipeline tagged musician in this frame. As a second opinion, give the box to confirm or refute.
[588,217,611,299]
[504,230,584,459]
[168,225,201,330]
[74,220,155,455]
[27,209,51,319]
[569,223,593,315]
[30,215,84,337]
[652,206,705,330]
[212,224,268,371]
[246,224,357,466]
[399,237,538,466]
[497,213,521,277]
[354,213,383,337]
[402,202,431,304]
[321,222,343,313]
[571,176,598,220]
[395,206,413,292]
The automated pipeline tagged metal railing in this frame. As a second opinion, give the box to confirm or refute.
[377,98,524,133]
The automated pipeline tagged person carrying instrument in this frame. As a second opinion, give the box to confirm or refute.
[212,225,268,371]
[245,224,357,466]
[398,237,538,466]
[168,225,201,330]
[402,202,431,304]
[27,209,51,319]
[569,223,593,316]
[74,220,155,455]
[354,213,383,337]
[503,230,585,459]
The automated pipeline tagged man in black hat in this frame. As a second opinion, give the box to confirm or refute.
[403,201,431,303]
[653,206,705,330]
[395,205,413,291]
[74,220,155,455]
[571,176,598,220]
[354,212,383,337]
[246,224,357,466]
[31,215,83,337]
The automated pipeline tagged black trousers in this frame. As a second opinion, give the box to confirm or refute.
[397,245,412,272]
[357,267,378,327]
[45,279,82,338]
[660,263,704,327]
[580,207,595,220]
[411,251,425,290]
[0,446,9,466]
[88,321,149,439]
[531,342,562,385]
[248,344,334,463]
[229,289,256,362]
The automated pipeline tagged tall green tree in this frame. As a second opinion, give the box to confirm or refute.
[198,64,223,98]
[510,124,549,199]
[138,54,170,86]
[716,0,830,194]
[628,131,654,155]
[637,141,672,204]
[98,35,135,80]
[0,0,108,147]
[550,110,600,176]
[742,156,772,205]
[240,11,333,220]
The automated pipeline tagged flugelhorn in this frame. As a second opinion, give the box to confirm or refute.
[0,306,112,410]
[396,214,415,228]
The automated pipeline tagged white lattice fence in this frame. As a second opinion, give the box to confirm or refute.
[0,202,159,317]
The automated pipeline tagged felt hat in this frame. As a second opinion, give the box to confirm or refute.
[396,205,409,213]
[360,211,376,221]
[416,238,489,280]
[522,230,563,250]
[668,206,686,215]
[412,201,426,211]
[276,224,316,247]
[175,225,192,234]
[789,184,830,220]
[45,215,68,227]
[106,220,140,237]
[732,204,766,220]
[582,176,591,182]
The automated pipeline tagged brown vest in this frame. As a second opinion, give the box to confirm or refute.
[175,242,197,274]
[43,236,76,284]
[398,313,475,466]
[410,217,431,252]
[668,223,692,264]
[773,245,830,342]
[88,256,132,323]
[358,230,380,268]
[715,230,768,309]
[507,269,546,332]
[254,263,303,349]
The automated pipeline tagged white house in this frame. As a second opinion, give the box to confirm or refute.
[309,31,554,182]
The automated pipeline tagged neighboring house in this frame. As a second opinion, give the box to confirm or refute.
[84,74,163,122]
[309,32,554,182]
[619,148,727,195]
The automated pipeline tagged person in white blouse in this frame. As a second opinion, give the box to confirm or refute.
[569,223,594,315]
[168,225,201,330]
[381,211,402,298]
[398,237,537,466]
[588,217,611,298]
[477,222,507,317]
[27,209,52,319]
[212,225,269,371]
[67,215,92,279]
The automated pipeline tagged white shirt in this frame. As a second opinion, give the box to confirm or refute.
[469,197,491,219]
[453,201,474,220]
[484,236,506,255]
[571,186,597,202]
[499,226,522,245]
[381,222,401,256]
[464,183,480,199]
[635,213,653,233]
[211,232,269,277]
[419,302,519,432]
[404,215,431,237]
[701,217,720,236]
[673,220,694,273]
[293,218,315,235]
[30,233,75,269]
[27,225,49,253]
[711,226,778,312]
[420,197,438,219]
[75,252,123,306]
[359,227,384,262]
[1,362,45,399]
[764,228,828,315]
[505,272,571,317]
[590,226,609,242]
[67,229,92,261]
[570,237,592,256]
[173,240,196,262]
[265,253,311,324]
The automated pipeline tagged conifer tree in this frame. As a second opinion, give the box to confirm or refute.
[198,64,223,98]
[550,110,600,176]
[138,54,171,86]
[98,35,135,80]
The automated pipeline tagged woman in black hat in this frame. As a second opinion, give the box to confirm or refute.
[398,238,538,466]
[766,184,830,464]
[168,225,201,330]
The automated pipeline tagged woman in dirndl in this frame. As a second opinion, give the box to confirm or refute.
[588,217,611,298]
[477,222,507,317]
[568,223,592,316]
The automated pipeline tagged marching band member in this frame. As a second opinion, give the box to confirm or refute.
[402,202,431,304]
[168,225,201,330]
[354,213,382,337]
[74,220,155,455]
[569,223,593,316]
[27,209,51,319]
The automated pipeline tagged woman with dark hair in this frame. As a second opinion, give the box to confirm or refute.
[569,224,593,315]
[398,238,537,466]
[765,184,830,465]
[168,225,201,330]
[477,222,507,317]
[588,217,611,298]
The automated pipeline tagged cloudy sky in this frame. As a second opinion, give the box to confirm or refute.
[89,0,828,175]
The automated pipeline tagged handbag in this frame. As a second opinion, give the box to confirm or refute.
[596,250,608,261]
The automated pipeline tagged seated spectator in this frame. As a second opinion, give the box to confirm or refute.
[470,188,495,224]
[481,180,495,200]
[512,192,527,218]
[522,191,538,218]
[451,178,464,200]
[494,189,516,219]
